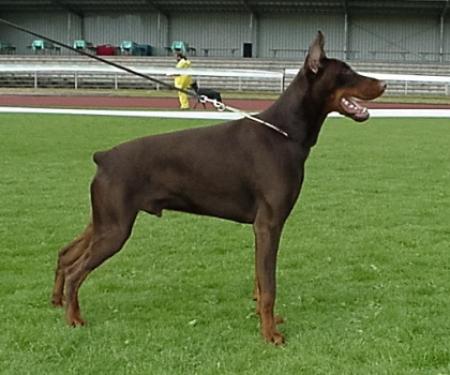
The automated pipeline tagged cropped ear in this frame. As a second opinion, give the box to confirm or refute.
[305,31,326,74]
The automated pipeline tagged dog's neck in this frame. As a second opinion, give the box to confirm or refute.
[260,70,328,148]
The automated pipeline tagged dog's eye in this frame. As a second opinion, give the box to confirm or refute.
[342,69,354,76]
[336,68,356,85]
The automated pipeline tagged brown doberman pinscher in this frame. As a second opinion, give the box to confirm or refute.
[51,32,386,345]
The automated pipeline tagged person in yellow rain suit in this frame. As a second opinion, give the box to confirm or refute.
[174,53,192,109]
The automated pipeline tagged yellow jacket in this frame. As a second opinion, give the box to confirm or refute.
[174,58,192,88]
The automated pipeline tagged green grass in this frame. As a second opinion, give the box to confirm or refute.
[1,114,449,374]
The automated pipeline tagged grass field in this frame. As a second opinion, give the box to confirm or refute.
[1,114,449,374]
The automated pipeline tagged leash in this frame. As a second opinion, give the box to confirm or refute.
[199,96,289,138]
[0,17,288,139]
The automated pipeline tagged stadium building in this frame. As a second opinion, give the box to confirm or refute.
[0,0,449,94]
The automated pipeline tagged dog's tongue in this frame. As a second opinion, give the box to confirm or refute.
[340,97,369,122]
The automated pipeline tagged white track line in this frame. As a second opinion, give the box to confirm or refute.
[1,107,450,119]
[0,107,241,120]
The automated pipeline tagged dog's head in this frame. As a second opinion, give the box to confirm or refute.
[303,31,386,122]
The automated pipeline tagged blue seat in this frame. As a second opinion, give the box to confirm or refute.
[32,39,47,50]
[73,40,94,50]
[120,40,137,55]
[30,39,59,54]
[0,41,15,54]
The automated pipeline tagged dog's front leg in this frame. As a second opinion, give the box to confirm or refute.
[253,215,284,345]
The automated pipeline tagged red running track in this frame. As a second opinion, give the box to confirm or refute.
[1,94,450,111]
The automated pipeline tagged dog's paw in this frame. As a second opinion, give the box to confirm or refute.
[263,329,285,346]
[67,313,86,327]
[51,299,64,308]
[69,317,85,327]
[51,295,65,308]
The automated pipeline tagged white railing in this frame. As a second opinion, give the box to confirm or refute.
[284,69,450,95]
[0,63,283,91]
[1,63,450,95]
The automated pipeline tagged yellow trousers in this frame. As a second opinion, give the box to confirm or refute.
[175,74,192,109]
[178,91,190,109]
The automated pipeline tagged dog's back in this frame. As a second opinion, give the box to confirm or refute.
[198,88,222,102]
[191,81,222,102]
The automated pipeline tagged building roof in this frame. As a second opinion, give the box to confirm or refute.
[0,0,448,16]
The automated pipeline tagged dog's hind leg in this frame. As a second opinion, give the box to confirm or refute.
[51,223,93,307]
[63,176,137,326]
[63,226,134,326]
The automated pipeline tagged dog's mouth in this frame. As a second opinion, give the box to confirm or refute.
[340,97,369,122]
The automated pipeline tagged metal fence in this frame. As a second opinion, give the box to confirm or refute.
[1,63,450,95]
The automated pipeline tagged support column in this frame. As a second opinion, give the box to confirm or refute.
[343,0,349,60]
[344,12,349,60]
[67,12,71,45]
[165,13,171,55]
[80,15,84,40]
[439,0,448,62]
[250,12,258,58]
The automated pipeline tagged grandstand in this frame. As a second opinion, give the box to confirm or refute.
[0,0,450,95]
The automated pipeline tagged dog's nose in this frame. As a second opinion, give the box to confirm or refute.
[379,80,387,91]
